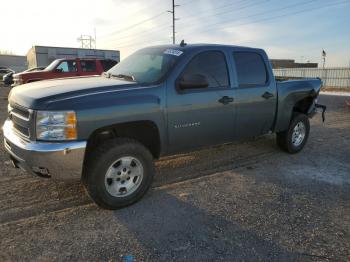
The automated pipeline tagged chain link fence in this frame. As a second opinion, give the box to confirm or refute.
[273,67,350,88]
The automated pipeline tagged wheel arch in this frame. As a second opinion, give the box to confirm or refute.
[84,120,162,161]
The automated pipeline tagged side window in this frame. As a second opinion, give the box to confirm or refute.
[81,60,97,72]
[180,51,229,89]
[56,61,77,72]
[233,52,268,87]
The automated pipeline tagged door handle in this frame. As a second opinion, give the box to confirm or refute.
[262,91,274,99]
[218,96,234,104]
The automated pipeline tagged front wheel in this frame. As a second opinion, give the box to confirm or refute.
[276,113,310,154]
[84,138,154,209]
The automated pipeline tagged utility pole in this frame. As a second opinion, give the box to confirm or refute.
[322,49,326,69]
[77,35,96,49]
[168,0,179,44]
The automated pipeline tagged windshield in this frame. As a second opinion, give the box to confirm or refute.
[44,60,60,71]
[107,47,183,84]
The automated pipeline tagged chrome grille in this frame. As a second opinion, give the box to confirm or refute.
[13,123,30,137]
[8,104,31,139]
[11,106,30,120]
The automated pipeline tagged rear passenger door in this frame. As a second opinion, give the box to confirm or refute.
[232,51,277,138]
[167,50,236,153]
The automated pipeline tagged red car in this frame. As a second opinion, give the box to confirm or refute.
[12,58,118,86]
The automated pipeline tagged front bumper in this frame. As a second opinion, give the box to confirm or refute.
[3,119,86,180]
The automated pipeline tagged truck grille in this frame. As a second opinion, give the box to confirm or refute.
[11,105,30,120]
[8,104,32,139]
[13,123,30,137]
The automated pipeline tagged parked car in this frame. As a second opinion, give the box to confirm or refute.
[0,68,14,82]
[3,67,45,86]
[3,43,326,209]
[3,71,14,86]
[12,58,118,86]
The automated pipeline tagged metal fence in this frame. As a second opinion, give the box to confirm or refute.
[273,67,350,88]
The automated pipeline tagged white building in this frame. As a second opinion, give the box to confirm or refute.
[27,46,120,68]
[0,54,27,72]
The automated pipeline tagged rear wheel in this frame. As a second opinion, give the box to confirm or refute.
[276,113,310,154]
[84,138,154,209]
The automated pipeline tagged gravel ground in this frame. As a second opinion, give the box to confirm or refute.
[0,85,349,261]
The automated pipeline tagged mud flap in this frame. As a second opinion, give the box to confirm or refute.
[315,104,326,122]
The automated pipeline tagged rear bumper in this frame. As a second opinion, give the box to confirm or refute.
[3,119,86,180]
[308,102,327,122]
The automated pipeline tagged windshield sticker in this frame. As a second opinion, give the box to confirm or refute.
[164,49,183,56]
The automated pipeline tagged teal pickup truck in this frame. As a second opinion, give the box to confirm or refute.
[3,43,326,209]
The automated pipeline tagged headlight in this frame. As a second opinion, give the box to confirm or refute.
[36,111,77,141]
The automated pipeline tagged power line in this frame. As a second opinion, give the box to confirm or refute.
[177,0,270,25]
[181,0,350,38]
[106,22,171,45]
[109,25,172,47]
[106,11,166,37]
[113,0,306,47]
[122,0,165,18]
[179,0,320,34]
[107,0,179,46]
[111,0,258,46]
[115,38,170,49]
[100,0,166,35]
[105,0,248,47]
[103,0,348,51]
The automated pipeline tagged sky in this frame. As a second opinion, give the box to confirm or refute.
[1,0,349,67]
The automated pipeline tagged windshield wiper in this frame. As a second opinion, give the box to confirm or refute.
[111,74,136,82]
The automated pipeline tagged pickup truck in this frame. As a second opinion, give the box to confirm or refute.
[3,43,326,209]
[12,58,118,86]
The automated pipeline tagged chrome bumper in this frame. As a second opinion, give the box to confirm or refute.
[3,119,86,180]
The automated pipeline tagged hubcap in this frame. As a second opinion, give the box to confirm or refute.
[104,156,143,197]
[292,122,306,147]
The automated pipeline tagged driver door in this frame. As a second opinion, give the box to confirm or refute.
[52,60,78,79]
[166,50,236,153]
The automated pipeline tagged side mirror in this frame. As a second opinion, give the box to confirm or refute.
[54,68,63,73]
[178,73,209,90]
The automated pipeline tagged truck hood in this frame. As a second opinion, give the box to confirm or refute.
[13,70,46,80]
[9,76,139,109]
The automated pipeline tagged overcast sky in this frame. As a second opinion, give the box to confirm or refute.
[1,0,349,66]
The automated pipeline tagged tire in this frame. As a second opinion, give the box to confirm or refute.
[84,138,154,209]
[276,113,310,154]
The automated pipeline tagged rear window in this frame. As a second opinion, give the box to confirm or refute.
[101,59,118,71]
[81,60,97,72]
[233,52,268,87]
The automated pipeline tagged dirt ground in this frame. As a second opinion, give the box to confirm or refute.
[0,85,349,261]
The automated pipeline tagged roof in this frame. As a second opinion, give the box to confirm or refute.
[145,43,262,52]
